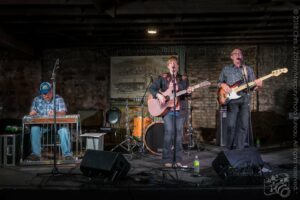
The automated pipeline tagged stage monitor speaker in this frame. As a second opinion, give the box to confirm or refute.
[212,147,264,179]
[80,150,131,182]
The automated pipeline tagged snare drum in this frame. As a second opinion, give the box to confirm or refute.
[132,116,152,139]
[143,121,164,156]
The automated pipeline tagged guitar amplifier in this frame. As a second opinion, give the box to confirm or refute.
[216,106,227,147]
[216,106,251,147]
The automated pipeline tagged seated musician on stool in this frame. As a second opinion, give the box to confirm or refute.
[26,82,73,161]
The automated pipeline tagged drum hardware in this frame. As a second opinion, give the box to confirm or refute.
[110,98,138,153]
[139,76,153,152]
[183,99,196,156]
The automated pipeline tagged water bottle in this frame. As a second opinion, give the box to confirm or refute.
[256,138,261,148]
[193,155,200,176]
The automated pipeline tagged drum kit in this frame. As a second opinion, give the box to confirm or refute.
[133,116,165,155]
[108,97,196,156]
[105,97,166,155]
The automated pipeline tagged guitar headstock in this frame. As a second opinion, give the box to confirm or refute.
[272,68,288,76]
[201,80,211,87]
[194,80,211,89]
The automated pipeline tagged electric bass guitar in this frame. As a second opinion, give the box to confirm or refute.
[148,80,211,117]
[217,68,288,105]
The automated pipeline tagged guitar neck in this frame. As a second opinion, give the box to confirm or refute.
[176,85,197,97]
[234,73,273,93]
[176,89,188,97]
[169,81,210,98]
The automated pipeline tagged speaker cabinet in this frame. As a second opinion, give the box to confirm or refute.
[212,147,264,179]
[216,106,227,146]
[216,106,252,147]
[80,150,131,182]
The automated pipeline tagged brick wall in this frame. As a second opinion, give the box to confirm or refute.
[0,51,41,119]
[0,45,295,142]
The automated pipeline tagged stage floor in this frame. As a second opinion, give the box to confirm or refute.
[0,144,299,199]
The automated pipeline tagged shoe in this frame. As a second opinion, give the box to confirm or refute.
[164,163,172,168]
[175,162,182,168]
[26,154,40,161]
[65,156,74,161]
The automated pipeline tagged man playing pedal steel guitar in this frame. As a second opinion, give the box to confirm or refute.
[218,49,263,150]
[26,82,73,161]
[149,56,193,168]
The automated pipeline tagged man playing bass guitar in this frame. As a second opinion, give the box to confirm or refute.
[218,49,263,150]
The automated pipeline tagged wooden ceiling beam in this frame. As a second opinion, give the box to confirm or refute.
[0,0,94,6]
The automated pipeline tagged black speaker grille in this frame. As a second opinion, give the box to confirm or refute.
[80,150,131,182]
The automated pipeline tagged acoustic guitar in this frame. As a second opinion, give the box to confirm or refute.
[148,80,211,117]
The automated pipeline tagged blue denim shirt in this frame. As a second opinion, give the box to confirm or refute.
[218,64,256,86]
[30,94,67,116]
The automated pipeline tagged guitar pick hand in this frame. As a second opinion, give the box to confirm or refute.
[156,93,166,105]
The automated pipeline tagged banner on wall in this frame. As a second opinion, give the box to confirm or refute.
[110,55,177,99]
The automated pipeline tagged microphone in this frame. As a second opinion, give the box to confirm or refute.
[237,57,244,68]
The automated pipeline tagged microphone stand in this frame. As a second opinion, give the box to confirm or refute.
[37,59,66,176]
[242,64,253,147]
[51,58,59,174]
[139,76,153,152]
[171,68,178,168]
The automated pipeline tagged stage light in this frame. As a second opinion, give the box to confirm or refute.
[147,27,157,35]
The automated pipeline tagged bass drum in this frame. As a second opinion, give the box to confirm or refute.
[143,121,164,156]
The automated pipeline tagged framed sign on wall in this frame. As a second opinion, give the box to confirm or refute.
[110,55,177,99]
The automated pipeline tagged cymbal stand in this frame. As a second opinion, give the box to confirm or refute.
[185,99,195,156]
[111,98,137,154]
[139,76,153,152]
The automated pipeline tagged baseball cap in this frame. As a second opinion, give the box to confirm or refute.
[39,82,52,94]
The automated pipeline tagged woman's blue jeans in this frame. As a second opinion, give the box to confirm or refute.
[162,111,185,163]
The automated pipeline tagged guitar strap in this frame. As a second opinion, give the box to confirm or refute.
[243,65,251,94]
[242,65,248,82]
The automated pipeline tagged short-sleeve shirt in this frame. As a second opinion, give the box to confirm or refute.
[218,64,256,86]
[30,94,67,116]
